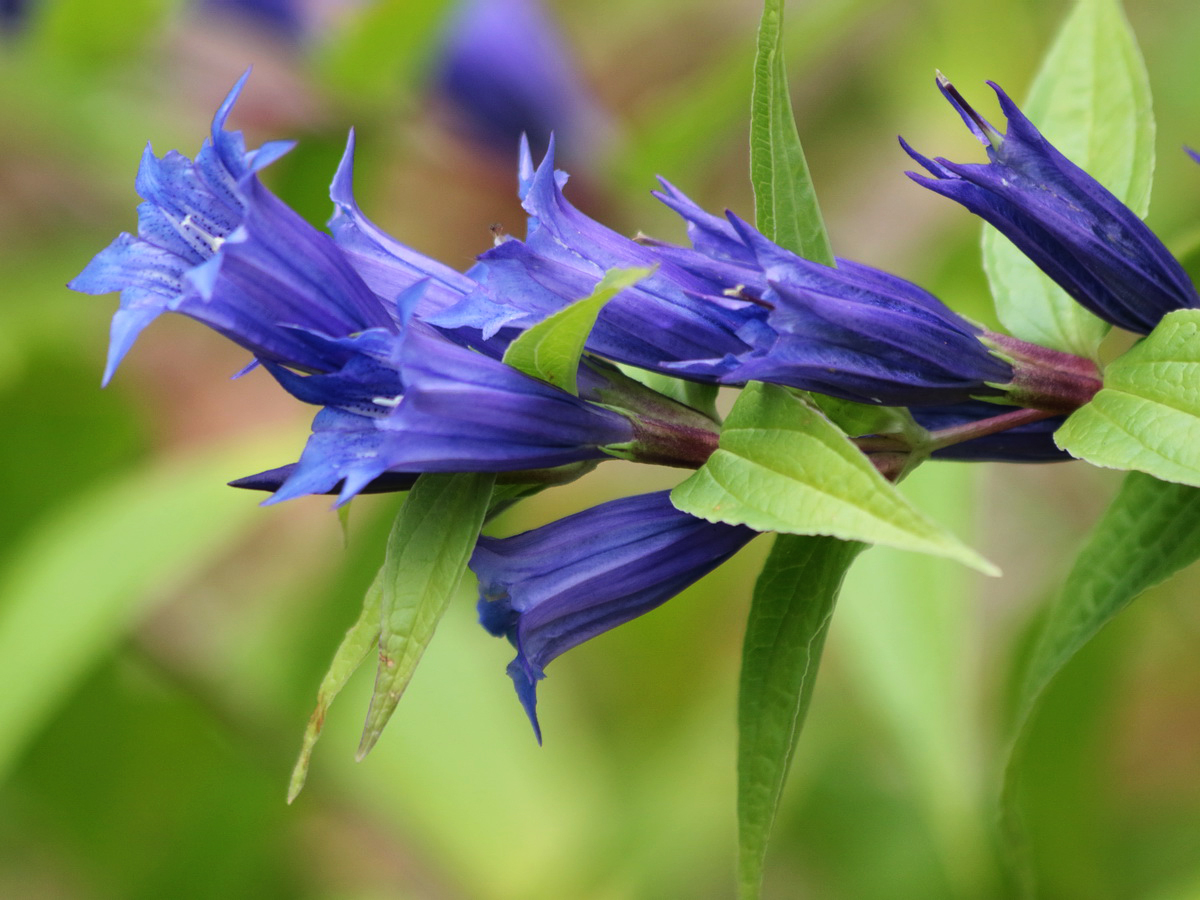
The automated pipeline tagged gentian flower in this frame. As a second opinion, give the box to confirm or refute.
[430,0,608,162]
[430,138,773,376]
[472,491,757,740]
[68,71,303,383]
[911,400,1069,463]
[902,75,1200,335]
[649,194,1015,406]
[263,315,637,504]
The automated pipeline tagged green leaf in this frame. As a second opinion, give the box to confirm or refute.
[670,383,996,573]
[737,534,865,899]
[356,472,495,759]
[502,266,655,395]
[984,0,1154,358]
[749,0,833,262]
[1001,472,1200,879]
[288,568,384,803]
[0,435,295,783]
[1055,309,1200,486]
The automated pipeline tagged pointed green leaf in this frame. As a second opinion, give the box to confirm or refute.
[670,383,996,573]
[1001,472,1200,876]
[984,0,1154,358]
[357,472,495,759]
[502,266,655,395]
[737,534,865,899]
[1055,309,1200,487]
[749,0,833,262]
[288,567,384,803]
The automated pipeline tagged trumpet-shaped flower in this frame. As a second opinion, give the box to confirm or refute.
[472,491,757,740]
[903,76,1200,335]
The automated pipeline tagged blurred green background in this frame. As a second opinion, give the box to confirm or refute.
[2,0,1200,897]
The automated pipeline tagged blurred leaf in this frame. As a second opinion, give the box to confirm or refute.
[1002,471,1200,886]
[503,266,654,395]
[29,0,175,72]
[1055,309,1200,486]
[288,567,383,803]
[749,0,833,263]
[670,383,996,573]
[357,473,495,759]
[984,0,1153,358]
[0,434,294,782]
[737,534,865,900]
[314,0,447,110]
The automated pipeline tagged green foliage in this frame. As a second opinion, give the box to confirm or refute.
[1002,471,1200,885]
[357,473,495,759]
[984,0,1154,358]
[503,266,654,394]
[1056,309,1200,486]
[749,0,833,262]
[736,534,865,899]
[671,383,995,573]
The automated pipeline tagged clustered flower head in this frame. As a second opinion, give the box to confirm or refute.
[71,71,1200,736]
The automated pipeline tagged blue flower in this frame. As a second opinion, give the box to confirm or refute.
[654,200,1014,405]
[912,400,1068,463]
[430,0,608,162]
[902,76,1200,335]
[68,71,394,382]
[263,316,636,504]
[429,138,769,376]
[472,491,757,740]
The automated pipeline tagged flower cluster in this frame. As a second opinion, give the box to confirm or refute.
[72,72,1198,735]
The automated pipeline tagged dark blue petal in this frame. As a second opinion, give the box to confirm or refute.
[904,80,1200,334]
[267,323,633,505]
[913,400,1069,463]
[471,491,757,739]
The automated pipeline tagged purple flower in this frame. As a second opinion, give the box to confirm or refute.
[654,199,1014,405]
[263,317,635,504]
[430,0,607,162]
[902,76,1200,335]
[912,400,1068,463]
[68,71,396,382]
[472,491,757,740]
[429,138,768,377]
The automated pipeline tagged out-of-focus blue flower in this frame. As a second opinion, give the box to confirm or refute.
[903,76,1200,335]
[912,400,1068,462]
[198,0,305,40]
[473,491,757,740]
[653,196,1014,405]
[263,316,635,504]
[430,138,768,375]
[430,0,607,162]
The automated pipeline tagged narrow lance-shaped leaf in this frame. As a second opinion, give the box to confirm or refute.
[503,265,654,395]
[357,472,495,758]
[1055,309,1200,487]
[749,0,833,263]
[984,0,1154,358]
[737,535,865,899]
[670,383,996,574]
[288,567,384,803]
[1001,472,1200,877]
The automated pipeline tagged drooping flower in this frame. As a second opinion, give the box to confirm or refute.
[902,76,1200,335]
[472,491,757,740]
